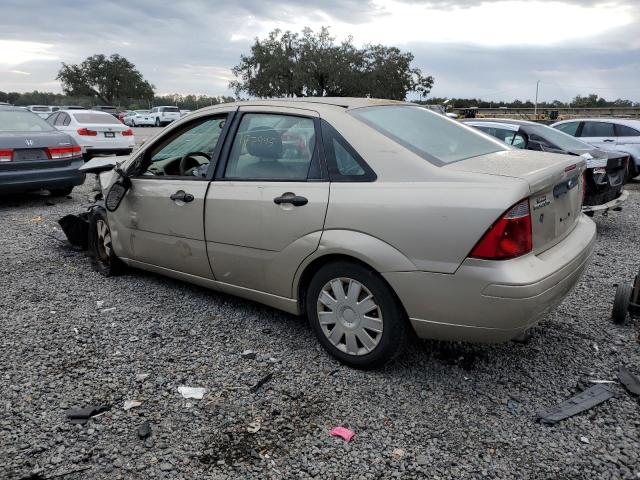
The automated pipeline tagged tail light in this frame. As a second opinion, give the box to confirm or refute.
[469,199,532,260]
[77,128,97,136]
[47,146,82,160]
[121,128,134,136]
[0,149,13,162]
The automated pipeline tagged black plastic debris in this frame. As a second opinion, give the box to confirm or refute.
[249,373,273,393]
[58,213,90,250]
[536,384,614,425]
[65,405,111,425]
[618,366,640,397]
[138,420,152,439]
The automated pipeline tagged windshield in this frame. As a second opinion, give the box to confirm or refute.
[73,113,121,124]
[526,124,593,152]
[350,105,505,165]
[0,110,55,132]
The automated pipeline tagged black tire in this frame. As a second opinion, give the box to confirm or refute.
[306,261,408,369]
[88,208,124,277]
[50,186,73,197]
[155,118,160,127]
[132,119,137,127]
[612,283,632,324]
[628,161,638,182]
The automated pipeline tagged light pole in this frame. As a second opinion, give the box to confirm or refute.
[534,80,540,118]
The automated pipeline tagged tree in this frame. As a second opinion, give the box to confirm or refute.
[230,27,433,100]
[56,54,155,105]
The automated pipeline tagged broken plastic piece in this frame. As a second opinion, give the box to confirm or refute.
[249,373,273,393]
[536,384,614,425]
[247,421,261,433]
[618,366,640,397]
[58,213,90,249]
[65,405,111,425]
[330,426,355,442]
[138,420,152,439]
[123,400,143,410]
[177,386,207,399]
[241,350,257,359]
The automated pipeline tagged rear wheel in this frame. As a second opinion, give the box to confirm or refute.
[50,186,73,197]
[88,208,124,277]
[306,261,408,369]
[155,118,160,127]
[612,283,632,324]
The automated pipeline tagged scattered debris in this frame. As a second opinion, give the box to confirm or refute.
[589,379,616,384]
[31,215,43,223]
[392,448,405,459]
[618,366,640,397]
[100,307,116,314]
[241,350,257,359]
[123,400,143,411]
[65,405,111,425]
[96,300,105,308]
[249,373,273,393]
[580,436,590,444]
[137,420,152,439]
[536,385,614,425]
[177,386,207,399]
[58,213,89,249]
[247,421,261,433]
[330,426,355,442]
[507,399,520,415]
[135,373,151,382]
[592,343,599,353]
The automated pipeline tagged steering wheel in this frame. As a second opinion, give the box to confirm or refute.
[179,151,211,176]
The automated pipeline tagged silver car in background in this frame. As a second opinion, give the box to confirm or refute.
[79,98,595,368]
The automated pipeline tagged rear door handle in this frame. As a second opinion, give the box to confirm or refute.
[170,190,194,203]
[273,195,308,206]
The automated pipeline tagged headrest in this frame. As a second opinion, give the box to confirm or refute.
[246,127,283,159]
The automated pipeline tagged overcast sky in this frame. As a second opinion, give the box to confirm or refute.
[1,0,638,102]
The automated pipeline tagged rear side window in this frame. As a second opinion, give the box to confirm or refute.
[615,124,640,137]
[73,113,120,124]
[0,111,54,132]
[350,105,505,165]
[581,122,615,137]
[321,120,375,181]
[554,122,580,136]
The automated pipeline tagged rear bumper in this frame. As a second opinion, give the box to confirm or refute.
[0,158,86,193]
[383,214,596,343]
[583,189,628,213]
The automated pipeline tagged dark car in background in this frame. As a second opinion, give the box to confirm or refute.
[0,106,85,196]
[463,119,628,215]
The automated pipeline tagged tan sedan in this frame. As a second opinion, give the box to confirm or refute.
[81,98,596,368]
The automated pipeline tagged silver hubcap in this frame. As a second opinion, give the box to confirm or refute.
[96,219,112,260]
[317,277,383,356]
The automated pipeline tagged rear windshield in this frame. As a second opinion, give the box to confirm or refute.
[73,113,121,124]
[31,106,50,112]
[525,124,593,152]
[161,107,179,113]
[0,111,54,132]
[135,110,150,114]
[350,105,505,165]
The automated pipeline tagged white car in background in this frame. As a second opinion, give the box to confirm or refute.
[150,106,180,126]
[27,105,57,119]
[47,109,135,160]
[124,110,155,127]
[551,118,640,180]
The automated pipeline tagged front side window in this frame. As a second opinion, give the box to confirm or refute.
[350,106,505,165]
[554,122,579,136]
[224,113,317,180]
[581,121,615,138]
[615,124,640,137]
[140,116,227,177]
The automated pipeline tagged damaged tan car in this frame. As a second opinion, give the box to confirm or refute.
[66,98,596,368]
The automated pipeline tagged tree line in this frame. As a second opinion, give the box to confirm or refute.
[424,94,639,109]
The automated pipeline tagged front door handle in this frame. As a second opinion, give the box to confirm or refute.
[170,190,194,202]
[273,194,308,207]
[603,139,615,143]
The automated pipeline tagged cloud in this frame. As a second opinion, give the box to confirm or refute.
[0,0,637,101]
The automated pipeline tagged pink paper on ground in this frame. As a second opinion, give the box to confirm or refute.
[330,426,355,442]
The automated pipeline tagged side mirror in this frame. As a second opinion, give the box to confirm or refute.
[105,167,131,212]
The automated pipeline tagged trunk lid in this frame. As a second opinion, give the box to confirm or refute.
[446,149,585,254]
[0,131,79,171]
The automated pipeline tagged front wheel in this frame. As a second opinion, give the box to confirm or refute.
[155,118,160,127]
[88,208,124,277]
[306,261,408,369]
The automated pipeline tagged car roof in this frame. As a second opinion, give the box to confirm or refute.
[553,118,640,127]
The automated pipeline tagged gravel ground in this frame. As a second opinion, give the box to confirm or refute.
[1,178,639,480]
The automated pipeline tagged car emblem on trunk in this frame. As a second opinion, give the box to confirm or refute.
[25,139,34,146]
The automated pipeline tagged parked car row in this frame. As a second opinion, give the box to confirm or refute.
[24,105,188,127]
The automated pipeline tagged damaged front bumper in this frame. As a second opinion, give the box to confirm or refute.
[582,189,628,213]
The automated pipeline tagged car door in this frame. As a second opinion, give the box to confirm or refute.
[107,111,233,278]
[205,107,329,298]
[579,121,617,150]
